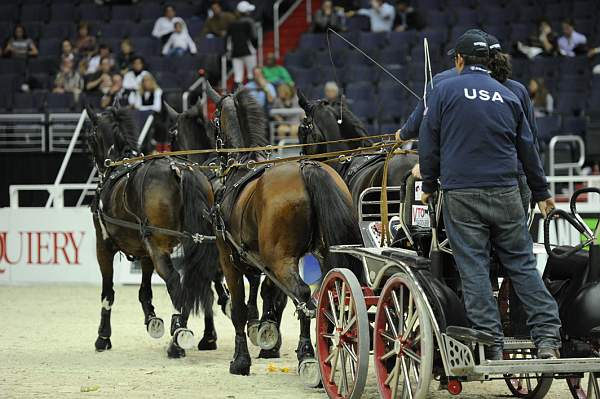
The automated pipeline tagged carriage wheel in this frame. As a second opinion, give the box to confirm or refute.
[316,268,370,399]
[567,372,600,398]
[503,349,553,398]
[373,274,433,399]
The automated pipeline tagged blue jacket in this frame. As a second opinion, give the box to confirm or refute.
[400,68,457,140]
[418,65,550,201]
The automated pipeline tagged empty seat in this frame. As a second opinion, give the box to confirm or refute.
[0,4,19,22]
[358,32,387,49]
[197,37,224,54]
[285,50,314,69]
[130,21,155,38]
[453,8,480,25]
[289,68,314,88]
[378,86,405,104]
[556,93,586,115]
[79,3,110,22]
[378,100,404,123]
[22,22,42,41]
[50,4,77,22]
[111,4,139,21]
[27,57,58,75]
[343,65,378,84]
[139,3,163,20]
[0,92,12,111]
[537,115,562,142]
[38,39,62,57]
[345,82,375,103]
[345,49,373,66]
[100,21,131,39]
[388,31,416,49]
[315,49,346,68]
[20,4,49,22]
[46,92,75,112]
[0,59,27,75]
[41,23,74,40]
[562,116,586,136]
[299,34,326,50]
[379,48,409,66]
[350,100,376,121]
[328,32,358,51]
[13,92,45,113]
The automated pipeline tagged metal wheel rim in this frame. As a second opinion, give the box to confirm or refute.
[503,349,553,398]
[316,268,370,399]
[567,372,600,399]
[373,273,433,399]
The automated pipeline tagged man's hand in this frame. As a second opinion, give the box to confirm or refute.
[421,191,431,205]
[395,128,402,142]
[538,197,556,218]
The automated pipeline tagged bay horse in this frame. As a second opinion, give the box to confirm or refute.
[192,84,363,376]
[166,101,271,355]
[297,91,418,206]
[86,106,219,358]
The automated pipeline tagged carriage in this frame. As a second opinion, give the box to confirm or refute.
[311,172,600,399]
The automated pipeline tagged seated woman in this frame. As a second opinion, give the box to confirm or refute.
[129,74,168,152]
[53,58,83,102]
[4,24,38,58]
[272,83,303,138]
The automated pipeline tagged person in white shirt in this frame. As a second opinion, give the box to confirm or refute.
[558,18,587,57]
[349,0,395,32]
[123,56,148,96]
[152,4,185,45]
[162,22,197,56]
[129,73,162,113]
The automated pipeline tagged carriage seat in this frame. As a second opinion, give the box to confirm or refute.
[543,246,589,316]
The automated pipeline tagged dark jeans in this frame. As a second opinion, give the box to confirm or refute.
[443,186,561,356]
[517,174,532,216]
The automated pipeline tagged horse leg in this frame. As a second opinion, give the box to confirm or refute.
[214,271,231,318]
[197,305,218,351]
[145,242,194,358]
[139,257,164,339]
[246,273,261,347]
[95,242,116,351]
[258,279,287,359]
[220,249,251,375]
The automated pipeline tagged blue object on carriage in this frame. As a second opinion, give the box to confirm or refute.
[300,255,321,285]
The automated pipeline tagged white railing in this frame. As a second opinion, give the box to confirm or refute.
[546,175,600,213]
[0,114,45,152]
[10,183,97,209]
[182,74,206,112]
[268,107,305,144]
[274,0,307,60]
[48,113,87,152]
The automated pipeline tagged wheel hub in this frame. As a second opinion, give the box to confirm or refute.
[333,328,343,347]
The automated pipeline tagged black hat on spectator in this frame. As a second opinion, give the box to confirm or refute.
[486,34,502,54]
[447,30,489,57]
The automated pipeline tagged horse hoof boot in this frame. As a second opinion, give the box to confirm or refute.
[95,336,112,352]
[257,321,279,351]
[174,328,195,350]
[146,317,165,339]
[198,335,217,351]
[298,358,322,388]
[229,359,251,376]
[167,341,186,358]
[258,348,280,359]
[247,321,260,347]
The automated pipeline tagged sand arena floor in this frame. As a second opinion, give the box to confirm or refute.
[0,284,587,398]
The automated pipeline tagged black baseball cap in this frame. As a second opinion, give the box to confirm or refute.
[447,29,489,57]
[486,33,502,54]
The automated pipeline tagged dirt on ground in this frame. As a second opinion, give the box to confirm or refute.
[0,284,585,398]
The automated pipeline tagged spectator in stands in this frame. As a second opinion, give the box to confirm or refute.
[87,44,115,75]
[3,24,38,59]
[117,39,135,74]
[324,81,340,103]
[53,58,83,102]
[517,20,557,59]
[393,0,424,32]
[85,56,113,94]
[61,39,76,63]
[152,4,184,45]
[129,73,162,112]
[347,0,395,33]
[101,73,126,109]
[272,83,302,138]
[162,21,197,56]
[312,0,344,33]
[262,53,294,86]
[201,1,236,38]
[528,78,554,117]
[558,19,587,57]
[123,56,148,96]
[245,67,276,108]
[75,22,97,57]
[228,1,258,86]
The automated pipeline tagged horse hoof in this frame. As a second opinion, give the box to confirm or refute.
[298,358,322,388]
[247,321,260,347]
[229,360,251,376]
[258,348,280,359]
[174,328,195,350]
[257,322,279,351]
[198,336,217,351]
[95,337,112,352]
[167,341,186,358]
[146,317,165,339]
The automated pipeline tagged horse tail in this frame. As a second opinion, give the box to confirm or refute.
[177,169,220,315]
[300,162,364,281]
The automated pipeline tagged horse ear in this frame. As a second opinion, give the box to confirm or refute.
[85,105,98,124]
[163,100,179,120]
[205,80,222,103]
[297,88,309,111]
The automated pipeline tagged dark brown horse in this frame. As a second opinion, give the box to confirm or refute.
[86,106,219,358]
[297,90,418,206]
[192,85,364,376]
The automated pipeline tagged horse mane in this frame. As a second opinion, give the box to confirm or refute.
[104,107,138,155]
[232,88,268,148]
[326,101,368,139]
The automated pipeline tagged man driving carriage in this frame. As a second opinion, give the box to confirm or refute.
[418,31,562,361]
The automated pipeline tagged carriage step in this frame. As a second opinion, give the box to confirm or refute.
[446,326,495,347]
[503,337,536,350]
[473,357,600,376]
